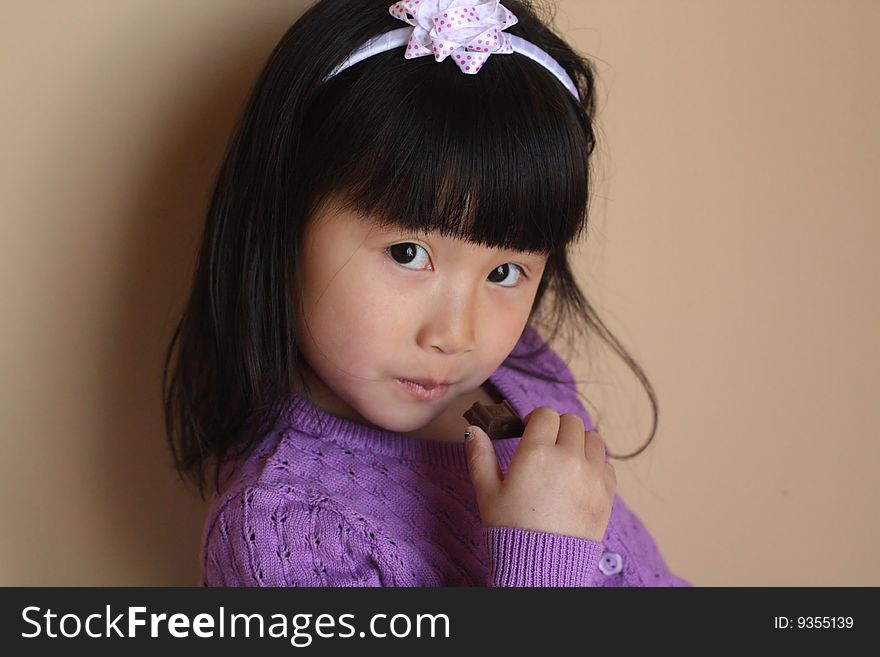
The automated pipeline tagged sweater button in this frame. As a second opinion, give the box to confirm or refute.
[598,551,623,576]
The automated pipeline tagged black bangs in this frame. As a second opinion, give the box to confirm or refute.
[296,45,591,255]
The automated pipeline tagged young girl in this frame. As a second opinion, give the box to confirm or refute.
[164,0,691,587]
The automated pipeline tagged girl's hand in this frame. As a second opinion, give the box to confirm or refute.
[465,407,616,542]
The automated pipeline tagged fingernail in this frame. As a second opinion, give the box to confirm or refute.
[463,429,473,442]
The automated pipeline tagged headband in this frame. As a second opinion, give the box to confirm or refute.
[322,0,580,101]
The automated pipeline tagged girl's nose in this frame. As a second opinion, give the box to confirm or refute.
[417,292,477,356]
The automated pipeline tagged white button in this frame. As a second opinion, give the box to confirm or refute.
[598,551,623,576]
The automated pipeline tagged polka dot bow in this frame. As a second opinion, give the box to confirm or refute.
[389,0,518,74]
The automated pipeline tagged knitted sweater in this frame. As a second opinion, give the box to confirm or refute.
[200,324,691,587]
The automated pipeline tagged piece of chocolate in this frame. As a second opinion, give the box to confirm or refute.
[463,400,525,440]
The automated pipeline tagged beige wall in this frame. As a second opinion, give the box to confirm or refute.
[1,0,876,586]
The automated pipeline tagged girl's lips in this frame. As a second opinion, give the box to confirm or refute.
[395,378,452,401]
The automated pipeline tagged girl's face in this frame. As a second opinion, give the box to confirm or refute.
[294,195,548,438]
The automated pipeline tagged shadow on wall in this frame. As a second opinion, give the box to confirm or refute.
[92,15,302,585]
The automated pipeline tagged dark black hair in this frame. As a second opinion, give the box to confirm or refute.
[163,0,659,499]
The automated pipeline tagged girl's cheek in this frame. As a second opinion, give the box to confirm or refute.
[375,263,434,306]
[484,286,532,318]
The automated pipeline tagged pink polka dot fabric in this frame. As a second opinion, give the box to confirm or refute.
[389,0,517,74]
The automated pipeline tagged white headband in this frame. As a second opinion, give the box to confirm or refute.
[323,0,580,101]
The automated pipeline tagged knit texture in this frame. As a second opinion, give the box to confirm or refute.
[200,324,691,587]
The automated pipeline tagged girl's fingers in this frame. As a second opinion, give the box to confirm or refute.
[520,406,560,447]
[604,462,617,492]
[584,430,606,463]
[555,413,586,451]
[464,424,503,497]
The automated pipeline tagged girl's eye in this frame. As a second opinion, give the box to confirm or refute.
[487,263,526,288]
[387,242,431,270]
[386,242,527,287]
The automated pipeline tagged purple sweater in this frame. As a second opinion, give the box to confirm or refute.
[200,324,691,587]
